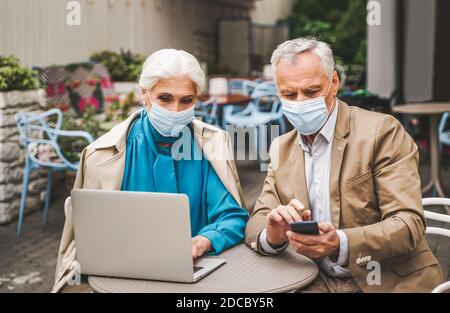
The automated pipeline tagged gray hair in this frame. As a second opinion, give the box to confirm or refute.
[139,49,205,95]
[270,37,335,79]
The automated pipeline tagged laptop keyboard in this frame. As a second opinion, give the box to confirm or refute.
[193,266,204,273]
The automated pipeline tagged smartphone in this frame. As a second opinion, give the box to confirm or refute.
[290,221,319,235]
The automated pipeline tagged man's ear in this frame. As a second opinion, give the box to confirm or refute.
[332,71,340,96]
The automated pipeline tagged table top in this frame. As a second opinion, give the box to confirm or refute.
[88,244,318,293]
[392,102,450,115]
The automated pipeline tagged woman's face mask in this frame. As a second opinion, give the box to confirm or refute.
[146,94,196,137]
[280,79,333,136]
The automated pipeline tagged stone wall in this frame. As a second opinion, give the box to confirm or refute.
[0,90,48,224]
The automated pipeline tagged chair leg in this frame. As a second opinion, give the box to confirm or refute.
[43,168,53,224]
[17,165,31,236]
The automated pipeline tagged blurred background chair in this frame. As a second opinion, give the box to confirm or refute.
[223,81,285,132]
[195,97,219,126]
[222,81,285,169]
[439,113,450,154]
[227,79,258,96]
[15,108,94,235]
[422,198,450,293]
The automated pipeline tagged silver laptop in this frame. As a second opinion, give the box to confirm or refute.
[71,189,226,283]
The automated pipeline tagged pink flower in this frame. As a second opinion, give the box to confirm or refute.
[101,77,113,89]
[46,85,56,97]
[71,80,81,89]
[79,97,100,112]
[78,98,88,112]
[57,83,66,95]
[89,96,100,109]
[87,79,98,87]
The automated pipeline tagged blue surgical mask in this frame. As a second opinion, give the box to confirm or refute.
[148,101,195,137]
[280,81,333,136]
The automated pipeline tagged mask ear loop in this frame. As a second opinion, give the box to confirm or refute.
[324,74,334,98]
[324,73,338,112]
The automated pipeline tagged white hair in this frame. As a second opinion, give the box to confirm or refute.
[139,49,205,95]
[271,37,335,79]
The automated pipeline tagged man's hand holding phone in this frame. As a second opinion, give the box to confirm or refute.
[286,222,340,259]
[265,199,311,247]
[266,199,340,259]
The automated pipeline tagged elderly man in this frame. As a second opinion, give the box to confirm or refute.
[245,38,444,293]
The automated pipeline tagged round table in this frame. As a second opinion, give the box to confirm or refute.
[199,94,251,106]
[88,244,318,293]
[214,94,252,106]
[392,103,450,197]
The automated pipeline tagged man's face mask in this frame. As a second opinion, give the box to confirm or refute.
[280,79,333,136]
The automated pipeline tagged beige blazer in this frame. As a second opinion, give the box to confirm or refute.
[52,109,246,293]
[245,101,444,292]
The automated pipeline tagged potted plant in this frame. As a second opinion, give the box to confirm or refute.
[90,50,144,99]
[0,55,47,224]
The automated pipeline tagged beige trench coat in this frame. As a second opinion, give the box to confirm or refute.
[52,109,246,292]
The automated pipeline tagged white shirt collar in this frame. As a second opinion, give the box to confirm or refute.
[298,98,339,152]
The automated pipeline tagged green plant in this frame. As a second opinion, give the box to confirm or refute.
[281,0,367,67]
[121,50,145,81]
[0,55,40,91]
[54,105,105,162]
[90,50,145,82]
[104,91,134,125]
[206,62,238,76]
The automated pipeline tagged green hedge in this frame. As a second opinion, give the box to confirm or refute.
[282,0,367,66]
[0,55,40,91]
[90,50,145,82]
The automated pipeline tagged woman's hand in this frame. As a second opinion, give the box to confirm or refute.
[192,236,212,259]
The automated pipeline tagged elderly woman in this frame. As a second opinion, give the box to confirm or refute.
[53,49,248,292]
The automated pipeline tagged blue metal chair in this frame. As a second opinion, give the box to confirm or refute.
[223,81,286,133]
[194,97,219,126]
[227,79,258,96]
[15,108,94,235]
[439,112,450,153]
[222,82,286,169]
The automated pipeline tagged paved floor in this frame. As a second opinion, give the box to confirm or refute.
[0,157,449,293]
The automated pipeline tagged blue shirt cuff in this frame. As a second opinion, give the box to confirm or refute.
[198,230,227,255]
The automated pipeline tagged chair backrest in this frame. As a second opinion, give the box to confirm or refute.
[194,97,218,125]
[228,79,257,96]
[422,198,450,237]
[16,108,63,146]
[422,198,450,293]
[439,112,449,134]
[250,81,281,114]
[15,109,84,169]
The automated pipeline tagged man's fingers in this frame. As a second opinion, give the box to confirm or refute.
[318,222,335,234]
[286,205,302,222]
[286,234,321,258]
[267,209,285,225]
[289,199,305,213]
[302,210,312,221]
[277,207,295,224]
[289,199,311,221]
[286,231,317,246]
